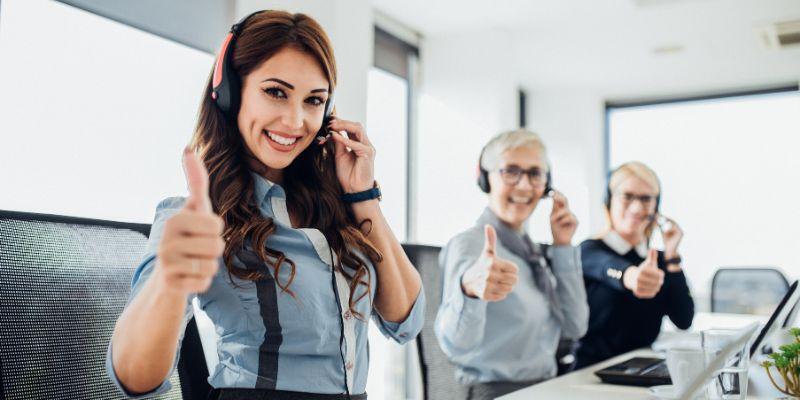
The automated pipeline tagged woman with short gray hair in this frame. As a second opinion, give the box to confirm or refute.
[434,129,589,399]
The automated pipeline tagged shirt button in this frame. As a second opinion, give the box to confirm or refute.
[343,311,352,320]
[399,333,408,338]
[345,361,354,370]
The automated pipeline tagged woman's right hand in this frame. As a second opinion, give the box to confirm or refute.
[154,148,224,297]
[461,225,519,302]
[622,249,664,299]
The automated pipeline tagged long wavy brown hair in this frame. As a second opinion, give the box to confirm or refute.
[189,11,381,317]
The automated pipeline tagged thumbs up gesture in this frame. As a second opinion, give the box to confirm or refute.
[461,225,519,302]
[154,148,225,296]
[622,248,665,299]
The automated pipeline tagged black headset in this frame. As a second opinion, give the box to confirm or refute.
[476,144,553,195]
[211,10,335,140]
[603,166,661,212]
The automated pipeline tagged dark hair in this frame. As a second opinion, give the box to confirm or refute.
[189,10,380,317]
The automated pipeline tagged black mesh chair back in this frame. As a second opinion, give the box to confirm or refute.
[0,210,211,400]
[403,244,467,400]
[711,267,790,315]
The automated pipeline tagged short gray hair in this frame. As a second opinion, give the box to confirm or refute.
[480,129,548,171]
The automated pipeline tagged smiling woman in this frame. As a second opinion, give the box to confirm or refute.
[106,9,424,400]
[435,129,588,400]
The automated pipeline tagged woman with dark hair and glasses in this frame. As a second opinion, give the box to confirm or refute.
[106,10,423,399]
[435,129,588,400]
[574,161,694,369]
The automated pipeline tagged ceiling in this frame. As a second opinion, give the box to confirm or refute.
[372,0,800,99]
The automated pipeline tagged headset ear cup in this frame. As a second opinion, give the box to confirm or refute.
[477,168,490,193]
[544,169,553,195]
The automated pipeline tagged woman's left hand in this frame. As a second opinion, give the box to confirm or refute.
[660,216,683,259]
[327,118,376,193]
[550,191,578,246]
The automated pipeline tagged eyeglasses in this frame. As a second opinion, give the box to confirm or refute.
[616,192,657,206]
[497,167,547,187]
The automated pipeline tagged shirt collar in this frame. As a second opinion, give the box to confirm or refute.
[251,171,285,207]
[602,230,648,258]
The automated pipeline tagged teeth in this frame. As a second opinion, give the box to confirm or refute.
[266,131,297,146]
[510,196,532,204]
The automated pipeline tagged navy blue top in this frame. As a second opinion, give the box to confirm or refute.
[576,233,694,368]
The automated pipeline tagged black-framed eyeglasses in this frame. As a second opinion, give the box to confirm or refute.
[617,192,657,206]
[497,167,547,187]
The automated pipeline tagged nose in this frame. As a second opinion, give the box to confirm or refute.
[281,103,304,131]
[515,174,534,190]
[627,199,646,215]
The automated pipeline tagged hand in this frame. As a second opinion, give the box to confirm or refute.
[328,118,376,194]
[154,148,225,296]
[550,191,578,246]
[622,249,664,299]
[461,225,519,302]
[659,215,683,259]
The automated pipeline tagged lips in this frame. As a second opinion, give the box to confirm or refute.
[508,195,533,205]
[263,130,301,152]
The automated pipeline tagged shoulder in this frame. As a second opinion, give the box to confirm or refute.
[152,196,186,221]
[445,225,484,250]
[580,238,607,252]
[440,225,484,262]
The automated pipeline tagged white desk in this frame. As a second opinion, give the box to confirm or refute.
[499,313,784,399]
[498,349,784,399]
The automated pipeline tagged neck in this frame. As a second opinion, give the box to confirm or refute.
[246,155,283,184]
[488,204,525,232]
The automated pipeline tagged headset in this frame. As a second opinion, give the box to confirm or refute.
[211,10,335,140]
[476,144,553,195]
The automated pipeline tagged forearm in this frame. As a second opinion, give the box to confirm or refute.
[111,271,189,394]
[551,246,589,338]
[352,200,421,322]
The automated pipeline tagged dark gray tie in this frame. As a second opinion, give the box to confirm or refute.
[476,208,565,324]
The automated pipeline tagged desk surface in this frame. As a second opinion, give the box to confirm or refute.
[499,313,785,399]
[498,349,784,400]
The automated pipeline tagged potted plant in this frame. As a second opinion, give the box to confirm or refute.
[761,327,800,397]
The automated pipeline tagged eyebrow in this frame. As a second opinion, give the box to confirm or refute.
[262,78,328,94]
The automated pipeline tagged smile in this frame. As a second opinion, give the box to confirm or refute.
[509,196,533,205]
[263,130,302,152]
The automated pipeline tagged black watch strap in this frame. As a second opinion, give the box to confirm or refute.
[341,186,381,203]
[664,255,682,265]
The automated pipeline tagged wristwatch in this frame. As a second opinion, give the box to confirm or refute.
[341,181,382,203]
[664,255,682,265]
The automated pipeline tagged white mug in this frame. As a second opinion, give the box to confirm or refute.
[666,347,706,394]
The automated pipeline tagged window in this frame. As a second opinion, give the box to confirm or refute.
[0,0,212,222]
[607,88,800,308]
[366,26,419,400]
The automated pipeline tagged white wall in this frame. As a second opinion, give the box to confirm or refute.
[415,30,605,247]
[415,29,520,245]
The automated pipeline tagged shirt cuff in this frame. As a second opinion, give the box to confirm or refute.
[106,342,173,399]
[374,287,426,345]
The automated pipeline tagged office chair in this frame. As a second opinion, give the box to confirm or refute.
[403,244,469,400]
[0,210,212,400]
[711,267,790,315]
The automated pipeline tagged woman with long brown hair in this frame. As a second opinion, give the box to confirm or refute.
[106,10,423,399]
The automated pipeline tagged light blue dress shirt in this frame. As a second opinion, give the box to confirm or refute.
[106,173,425,397]
[434,223,588,385]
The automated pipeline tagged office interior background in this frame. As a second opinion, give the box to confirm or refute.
[1,0,799,398]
